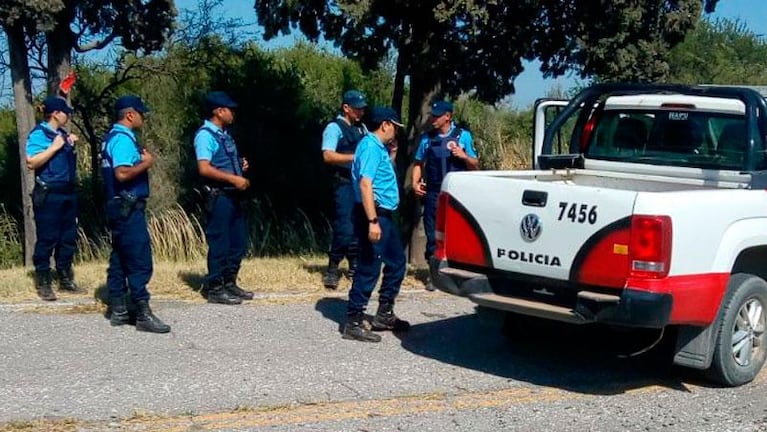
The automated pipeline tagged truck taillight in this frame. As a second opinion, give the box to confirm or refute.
[629,215,672,279]
[435,192,489,267]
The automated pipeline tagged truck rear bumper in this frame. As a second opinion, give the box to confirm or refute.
[430,259,672,328]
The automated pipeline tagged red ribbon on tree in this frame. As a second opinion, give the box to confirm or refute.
[59,71,77,95]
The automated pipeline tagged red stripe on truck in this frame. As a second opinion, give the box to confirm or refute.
[628,273,729,325]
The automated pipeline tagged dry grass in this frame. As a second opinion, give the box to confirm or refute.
[0,255,430,305]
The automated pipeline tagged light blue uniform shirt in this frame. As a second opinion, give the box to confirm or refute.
[322,115,367,169]
[414,122,477,161]
[26,122,58,157]
[194,120,223,161]
[352,133,399,211]
[321,116,345,152]
[105,124,140,168]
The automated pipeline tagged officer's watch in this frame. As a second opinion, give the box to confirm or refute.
[368,217,379,224]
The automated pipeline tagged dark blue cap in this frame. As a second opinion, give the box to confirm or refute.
[205,91,238,112]
[369,106,404,127]
[342,90,367,109]
[430,100,454,116]
[43,96,73,115]
[114,95,149,114]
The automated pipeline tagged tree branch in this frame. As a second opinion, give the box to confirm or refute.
[75,31,117,53]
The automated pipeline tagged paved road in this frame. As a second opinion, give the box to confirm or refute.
[0,291,765,431]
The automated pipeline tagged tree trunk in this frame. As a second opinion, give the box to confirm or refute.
[46,20,74,96]
[6,23,37,267]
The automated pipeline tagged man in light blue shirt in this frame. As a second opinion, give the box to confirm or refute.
[102,95,170,334]
[343,107,410,343]
[321,89,367,289]
[25,96,84,300]
[411,100,479,289]
[194,91,252,305]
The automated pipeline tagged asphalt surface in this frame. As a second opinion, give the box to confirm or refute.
[0,291,765,431]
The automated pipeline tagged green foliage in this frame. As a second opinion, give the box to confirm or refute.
[668,18,767,84]
[254,0,721,107]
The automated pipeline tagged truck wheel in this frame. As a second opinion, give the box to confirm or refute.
[708,273,767,387]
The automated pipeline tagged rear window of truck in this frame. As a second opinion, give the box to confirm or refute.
[584,109,764,170]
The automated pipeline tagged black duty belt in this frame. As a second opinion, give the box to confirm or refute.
[375,207,394,217]
[42,182,76,193]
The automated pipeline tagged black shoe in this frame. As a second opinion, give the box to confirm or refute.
[425,276,436,292]
[109,297,131,326]
[135,300,171,333]
[56,268,87,294]
[372,303,410,332]
[323,268,340,289]
[34,270,56,301]
[207,281,242,305]
[224,275,254,300]
[342,313,382,342]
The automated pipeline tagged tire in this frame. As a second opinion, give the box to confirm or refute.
[708,273,767,387]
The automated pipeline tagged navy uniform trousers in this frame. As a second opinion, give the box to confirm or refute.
[205,193,248,283]
[32,190,77,273]
[106,198,152,302]
[422,190,440,261]
[347,206,406,315]
[329,178,357,265]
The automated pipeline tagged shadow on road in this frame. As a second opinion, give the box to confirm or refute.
[314,297,349,333]
[178,271,205,295]
[394,311,701,395]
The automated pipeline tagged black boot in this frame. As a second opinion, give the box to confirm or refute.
[135,300,171,333]
[342,312,382,342]
[34,270,56,301]
[372,302,411,332]
[323,261,340,289]
[56,268,86,294]
[207,278,242,305]
[110,296,131,326]
[224,274,254,300]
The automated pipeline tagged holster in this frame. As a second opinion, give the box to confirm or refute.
[32,178,50,207]
[117,191,139,218]
[201,185,221,213]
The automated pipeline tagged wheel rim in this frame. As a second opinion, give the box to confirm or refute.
[731,297,766,367]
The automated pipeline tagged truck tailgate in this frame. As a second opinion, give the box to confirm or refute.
[443,172,638,283]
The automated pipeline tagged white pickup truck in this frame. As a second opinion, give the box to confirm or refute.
[431,84,767,386]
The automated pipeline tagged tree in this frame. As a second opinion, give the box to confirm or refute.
[253,0,721,136]
[668,18,767,85]
[0,0,176,266]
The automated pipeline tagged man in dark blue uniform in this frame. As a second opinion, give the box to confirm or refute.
[321,89,367,289]
[102,95,170,333]
[411,101,478,289]
[26,96,85,300]
[194,91,252,305]
[343,107,410,342]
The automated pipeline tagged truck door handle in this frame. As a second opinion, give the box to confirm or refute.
[522,190,548,207]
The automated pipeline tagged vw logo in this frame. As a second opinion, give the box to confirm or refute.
[520,214,542,242]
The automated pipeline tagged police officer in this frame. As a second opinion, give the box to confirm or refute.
[102,95,170,333]
[26,96,85,300]
[194,91,252,305]
[343,107,410,343]
[411,101,478,287]
[321,89,368,289]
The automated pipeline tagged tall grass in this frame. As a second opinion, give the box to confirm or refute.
[0,205,22,268]
[0,198,331,268]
